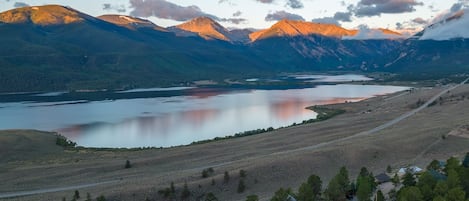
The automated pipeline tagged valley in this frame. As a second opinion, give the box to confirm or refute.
[2,80,469,200]
[2,3,469,201]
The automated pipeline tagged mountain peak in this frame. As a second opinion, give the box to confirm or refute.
[98,15,167,31]
[0,5,86,25]
[419,9,469,40]
[249,20,357,41]
[175,16,231,41]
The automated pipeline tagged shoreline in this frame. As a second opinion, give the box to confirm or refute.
[0,88,406,151]
[2,83,469,200]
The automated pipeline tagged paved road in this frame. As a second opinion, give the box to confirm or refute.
[1,78,467,199]
[0,180,120,199]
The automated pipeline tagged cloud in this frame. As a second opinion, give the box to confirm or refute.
[352,0,424,17]
[450,0,469,12]
[256,0,275,3]
[334,11,353,22]
[412,17,427,25]
[129,0,218,21]
[13,2,29,8]
[311,11,352,26]
[344,25,404,40]
[311,17,340,25]
[265,10,305,21]
[395,22,404,30]
[220,18,247,24]
[286,0,303,9]
[103,3,127,13]
[232,11,242,17]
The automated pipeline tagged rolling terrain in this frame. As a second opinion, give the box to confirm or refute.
[1,81,469,200]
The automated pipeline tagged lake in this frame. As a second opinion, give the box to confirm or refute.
[0,76,409,148]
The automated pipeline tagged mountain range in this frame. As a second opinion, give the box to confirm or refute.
[0,5,468,92]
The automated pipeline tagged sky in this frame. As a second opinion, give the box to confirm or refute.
[1,0,468,33]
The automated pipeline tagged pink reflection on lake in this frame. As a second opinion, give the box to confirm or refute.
[0,83,409,148]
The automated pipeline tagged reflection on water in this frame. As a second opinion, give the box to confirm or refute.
[0,84,409,148]
[291,74,374,82]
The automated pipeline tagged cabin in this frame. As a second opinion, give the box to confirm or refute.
[375,173,391,184]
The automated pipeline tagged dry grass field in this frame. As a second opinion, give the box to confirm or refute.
[1,83,469,201]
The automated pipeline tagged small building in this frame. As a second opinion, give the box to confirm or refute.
[398,166,423,176]
[375,173,391,184]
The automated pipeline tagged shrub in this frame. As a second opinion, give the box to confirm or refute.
[224,171,230,184]
[55,135,77,148]
[238,179,246,193]
[239,169,247,178]
[73,190,80,199]
[205,193,218,201]
[125,160,132,169]
[246,195,259,201]
[202,168,215,178]
[96,195,106,201]
[181,182,191,200]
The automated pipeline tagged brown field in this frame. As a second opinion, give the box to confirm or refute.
[1,83,469,201]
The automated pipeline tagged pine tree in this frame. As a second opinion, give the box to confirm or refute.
[402,172,416,187]
[375,190,385,201]
[224,171,230,184]
[73,190,80,200]
[238,179,246,193]
[181,182,191,200]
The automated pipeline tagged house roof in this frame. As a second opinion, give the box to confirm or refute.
[375,173,391,183]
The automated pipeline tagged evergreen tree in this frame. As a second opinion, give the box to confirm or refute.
[271,188,293,201]
[337,167,351,195]
[238,179,246,193]
[85,193,92,201]
[427,160,441,171]
[298,182,315,201]
[240,169,247,178]
[246,195,259,201]
[376,190,385,201]
[392,173,400,187]
[307,174,322,198]
[325,177,345,201]
[387,165,393,173]
[96,195,106,201]
[417,172,437,189]
[397,186,423,201]
[433,181,449,197]
[402,172,416,187]
[224,171,230,184]
[463,153,469,168]
[432,196,445,201]
[181,182,191,200]
[205,193,218,201]
[447,187,466,201]
[447,169,461,189]
[74,190,80,200]
[297,174,322,201]
[356,176,372,201]
[445,157,460,174]
[125,160,131,169]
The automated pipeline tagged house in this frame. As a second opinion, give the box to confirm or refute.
[398,166,423,176]
[375,173,391,184]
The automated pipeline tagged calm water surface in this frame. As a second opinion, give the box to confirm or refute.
[0,82,409,148]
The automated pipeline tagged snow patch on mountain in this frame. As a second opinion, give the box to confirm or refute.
[343,28,403,40]
[420,10,469,40]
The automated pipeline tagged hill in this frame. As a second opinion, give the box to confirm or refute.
[385,9,469,76]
